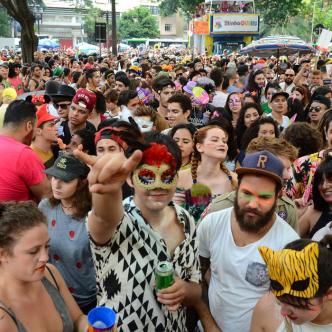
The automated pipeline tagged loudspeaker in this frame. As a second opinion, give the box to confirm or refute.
[95,23,106,43]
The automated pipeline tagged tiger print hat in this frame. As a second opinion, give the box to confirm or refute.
[259,243,319,299]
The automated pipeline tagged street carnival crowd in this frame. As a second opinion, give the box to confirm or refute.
[0,44,332,332]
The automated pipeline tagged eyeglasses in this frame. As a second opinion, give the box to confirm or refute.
[54,103,70,109]
[309,106,322,113]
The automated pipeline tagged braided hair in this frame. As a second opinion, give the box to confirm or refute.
[191,125,236,189]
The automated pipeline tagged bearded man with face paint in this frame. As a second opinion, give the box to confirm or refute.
[75,133,201,332]
[197,150,299,332]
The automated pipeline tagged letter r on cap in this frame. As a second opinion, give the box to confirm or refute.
[257,155,268,169]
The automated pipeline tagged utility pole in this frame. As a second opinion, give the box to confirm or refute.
[111,0,117,56]
[106,11,109,53]
[311,0,317,44]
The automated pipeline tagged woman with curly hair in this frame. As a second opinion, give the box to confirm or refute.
[175,124,237,222]
[284,122,324,204]
[235,102,263,149]
[245,69,266,104]
[299,155,332,238]
[224,92,243,127]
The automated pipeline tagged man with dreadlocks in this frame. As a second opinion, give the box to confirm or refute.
[75,133,201,332]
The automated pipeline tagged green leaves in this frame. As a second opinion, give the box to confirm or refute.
[0,7,11,37]
[256,0,303,26]
[118,6,159,39]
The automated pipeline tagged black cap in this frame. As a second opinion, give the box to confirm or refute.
[45,154,89,181]
[271,91,289,102]
[54,84,76,99]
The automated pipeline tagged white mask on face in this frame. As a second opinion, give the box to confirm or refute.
[134,117,153,133]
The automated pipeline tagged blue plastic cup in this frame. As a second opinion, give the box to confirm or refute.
[87,306,116,332]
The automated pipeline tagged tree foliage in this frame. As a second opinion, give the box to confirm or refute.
[0,0,42,62]
[118,6,159,40]
[159,0,202,18]
[0,6,12,37]
[255,0,303,27]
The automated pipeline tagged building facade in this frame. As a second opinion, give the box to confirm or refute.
[192,0,259,55]
[39,0,188,47]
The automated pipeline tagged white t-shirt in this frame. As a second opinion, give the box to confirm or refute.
[277,320,332,331]
[197,207,299,332]
[211,91,228,108]
[267,113,290,130]
[279,81,295,94]
[312,221,332,241]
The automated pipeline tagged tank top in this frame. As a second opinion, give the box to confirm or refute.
[309,210,332,238]
[0,273,74,332]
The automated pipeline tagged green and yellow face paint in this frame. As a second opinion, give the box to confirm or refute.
[238,186,275,205]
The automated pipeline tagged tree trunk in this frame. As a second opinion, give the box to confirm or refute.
[21,17,38,63]
[0,0,38,63]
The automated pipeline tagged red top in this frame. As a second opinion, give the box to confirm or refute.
[0,135,46,201]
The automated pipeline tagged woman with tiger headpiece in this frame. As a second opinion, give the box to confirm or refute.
[250,236,332,331]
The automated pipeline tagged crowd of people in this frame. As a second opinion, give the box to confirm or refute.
[0,45,332,332]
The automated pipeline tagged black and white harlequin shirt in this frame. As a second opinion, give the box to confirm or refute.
[89,196,201,332]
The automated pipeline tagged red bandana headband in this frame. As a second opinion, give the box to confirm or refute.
[94,126,128,151]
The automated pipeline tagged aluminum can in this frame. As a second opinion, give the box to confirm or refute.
[155,261,174,290]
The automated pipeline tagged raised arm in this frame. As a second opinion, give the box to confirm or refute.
[74,148,142,244]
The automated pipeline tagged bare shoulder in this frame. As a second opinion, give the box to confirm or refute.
[44,263,65,289]
[300,205,321,220]
[255,292,276,311]
[0,307,20,331]
[250,293,282,332]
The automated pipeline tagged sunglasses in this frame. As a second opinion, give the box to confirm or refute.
[54,103,70,109]
[309,106,322,113]
[285,74,294,77]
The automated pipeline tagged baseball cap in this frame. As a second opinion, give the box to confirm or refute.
[236,150,283,185]
[45,154,89,181]
[2,87,17,101]
[36,108,57,127]
[72,88,96,112]
[270,90,289,102]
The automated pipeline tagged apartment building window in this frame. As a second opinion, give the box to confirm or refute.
[164,24,172,32]
[150,6,159,15]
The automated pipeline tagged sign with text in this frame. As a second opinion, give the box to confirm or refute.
[193,21,209,35]
[317,29,332,52]
[211,14,259,34]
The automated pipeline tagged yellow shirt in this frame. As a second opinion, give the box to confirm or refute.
[30,144,54,169]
